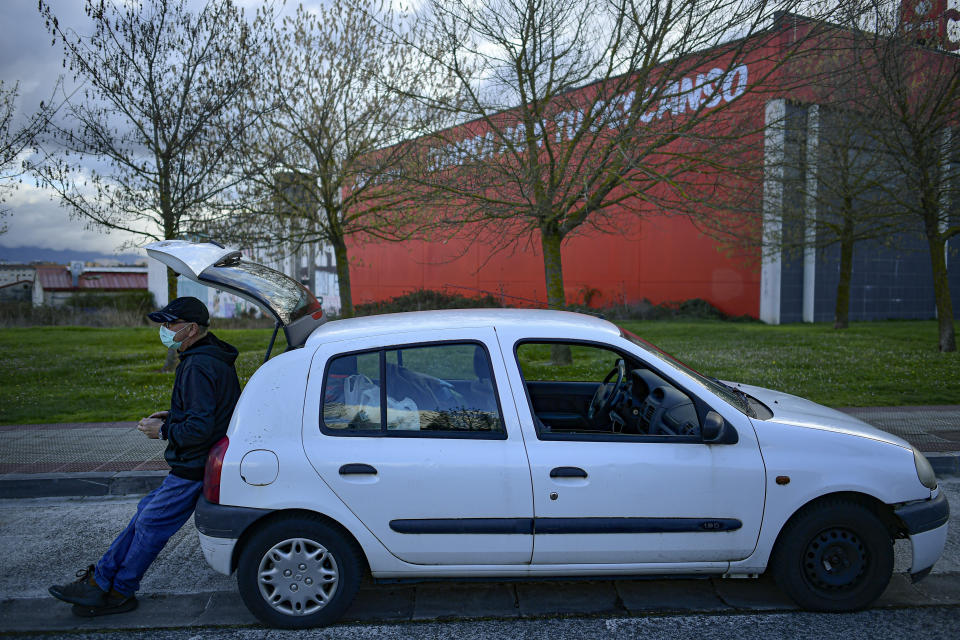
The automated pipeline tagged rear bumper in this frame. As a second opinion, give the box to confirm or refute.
[198,532,236,575]
[194,496,272,538]
[194,497,273,575]
[895,492,950,578]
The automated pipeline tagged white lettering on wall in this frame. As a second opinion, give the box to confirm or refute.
[417,64,750,174]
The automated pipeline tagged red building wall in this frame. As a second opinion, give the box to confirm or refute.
[347,212,760,316]
[344,25,798,318]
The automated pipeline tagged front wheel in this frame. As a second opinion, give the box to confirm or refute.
[237,517,362,628]
[771,500,893,611]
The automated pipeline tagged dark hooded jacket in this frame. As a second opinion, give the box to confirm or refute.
[161,332,241,481]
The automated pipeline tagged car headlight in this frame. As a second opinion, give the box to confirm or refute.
[913,448,938,490]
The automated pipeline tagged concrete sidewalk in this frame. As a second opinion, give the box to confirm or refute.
[1,406,959,499]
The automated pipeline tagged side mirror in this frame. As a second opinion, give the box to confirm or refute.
[702,410,729,443]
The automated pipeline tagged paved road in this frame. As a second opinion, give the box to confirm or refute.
[2,608,959,640]
[1,480,958,634]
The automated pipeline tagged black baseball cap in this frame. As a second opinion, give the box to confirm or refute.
[148,296,210,326]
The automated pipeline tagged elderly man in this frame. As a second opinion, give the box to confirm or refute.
[49,296,241,617]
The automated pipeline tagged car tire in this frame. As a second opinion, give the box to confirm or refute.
[236,516,362,629]
[771,499,893,611]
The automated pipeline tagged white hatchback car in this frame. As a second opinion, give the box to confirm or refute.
[148,241,948,629]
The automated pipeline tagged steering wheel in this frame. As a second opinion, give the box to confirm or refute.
[587,359,626,424]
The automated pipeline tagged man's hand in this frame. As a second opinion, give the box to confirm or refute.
[137,417,164,439]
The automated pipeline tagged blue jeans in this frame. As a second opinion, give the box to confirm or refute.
[94,474,203,596]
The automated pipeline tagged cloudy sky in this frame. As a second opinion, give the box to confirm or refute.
[0,0,334,259]
[0,1,141,256]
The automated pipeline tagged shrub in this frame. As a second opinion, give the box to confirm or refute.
[68,290,156,314]
[348,288,754,323]
[566,297,757,322]
[353,289,504,316]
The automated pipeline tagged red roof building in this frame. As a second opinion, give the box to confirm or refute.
[33,264,148,306]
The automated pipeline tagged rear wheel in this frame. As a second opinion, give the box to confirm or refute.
[237,517,361,628]
[772,500,893,611]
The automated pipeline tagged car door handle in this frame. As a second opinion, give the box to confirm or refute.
[339,463,377,475]
[550,466,587,478]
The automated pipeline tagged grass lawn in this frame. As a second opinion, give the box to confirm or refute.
[0,326,287,425]
[0,320,956,425]
[621,319,959,408]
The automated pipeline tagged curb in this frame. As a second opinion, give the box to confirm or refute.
[0,470,167,499]
[927,453,960,477]
[3,573,959,633]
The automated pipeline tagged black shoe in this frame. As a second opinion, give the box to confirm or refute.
[71,590,138,617]
[49,565,107,607]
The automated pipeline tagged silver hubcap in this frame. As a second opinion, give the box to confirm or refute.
[257,537,339,616]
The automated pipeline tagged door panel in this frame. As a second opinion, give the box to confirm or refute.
[497,330,766,565]
[302,328,534,565]
[524,433,764,563]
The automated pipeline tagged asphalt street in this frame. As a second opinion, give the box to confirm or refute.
[1,608,959,640]
[0,479,958,635]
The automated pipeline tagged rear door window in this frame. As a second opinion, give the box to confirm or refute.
[321,342,505,437]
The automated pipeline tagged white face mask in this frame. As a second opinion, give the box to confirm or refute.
[159,325,184,350]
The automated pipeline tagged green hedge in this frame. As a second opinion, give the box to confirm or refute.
[67,290,156,313]
[352,289,753,323]
[354,289,503,316]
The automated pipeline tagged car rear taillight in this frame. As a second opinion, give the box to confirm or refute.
[203,436,229,504]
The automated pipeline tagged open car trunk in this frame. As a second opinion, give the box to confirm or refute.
[145,240,327,350]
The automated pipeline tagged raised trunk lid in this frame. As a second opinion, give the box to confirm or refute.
[145,240,326,349]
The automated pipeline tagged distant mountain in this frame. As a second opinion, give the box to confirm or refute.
[0,246,146,265]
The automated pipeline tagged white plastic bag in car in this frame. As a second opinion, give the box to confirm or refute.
[343,374,420,430]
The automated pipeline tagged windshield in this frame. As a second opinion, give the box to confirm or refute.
[619,327,749,415]
[200,260,321,325]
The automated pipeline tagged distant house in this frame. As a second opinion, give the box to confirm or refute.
[32,262,149,306]
[0,264,37,302]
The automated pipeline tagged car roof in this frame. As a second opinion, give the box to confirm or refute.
[305,308,620,347]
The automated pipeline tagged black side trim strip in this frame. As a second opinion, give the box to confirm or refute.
[896,493,949,535]
[387,517,742,535]
[390,518,533,534]
[194,496,272,538]
[534,517,742,534]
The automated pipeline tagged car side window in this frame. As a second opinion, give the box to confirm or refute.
[385,344,504,433]
[321,342,505,437]
[322,351,382,432]
[516,341,701,441]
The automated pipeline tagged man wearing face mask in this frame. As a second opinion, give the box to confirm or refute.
[49,296,241,617]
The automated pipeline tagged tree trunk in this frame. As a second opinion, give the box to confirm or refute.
[333,238,354,319]
[925,229,956,352]
[834,214,855,330]
[541,228,571,366]
[159,200,179,372]
[160,266,179,372]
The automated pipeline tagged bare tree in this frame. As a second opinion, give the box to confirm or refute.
[839,0,960,351]
[807,107,903,329]
[230,0,453,318]
[34,0,268,370]
[35,0,266,306]
[0,81,55,233]
[753,101,903,330]
[394,0,813,329]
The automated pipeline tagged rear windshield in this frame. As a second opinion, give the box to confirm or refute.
[200,260,320,324]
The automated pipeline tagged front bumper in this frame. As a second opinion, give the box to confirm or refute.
[895,492,950,578]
